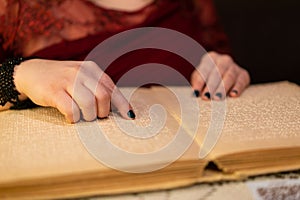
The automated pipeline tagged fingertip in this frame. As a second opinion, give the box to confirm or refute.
[193,90,200,98]
[97,113,110,119]
[66,117,76,124]
[97,115,109,120]
[64,110,81,123]
[202,92,211,101]
[111,87,136,120]
[64,113,79,123]
[118,109,136,120]
[190,71,205,92]
[127,110,136,120]
[229,89,239,97]
[52,91,81,123]
[213,92,224,101]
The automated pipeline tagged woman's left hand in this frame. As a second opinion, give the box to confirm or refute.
[191,51,250,100]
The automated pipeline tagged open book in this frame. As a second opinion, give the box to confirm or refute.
[0,81,299,199]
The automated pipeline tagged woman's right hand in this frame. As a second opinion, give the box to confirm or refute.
[13,59,134,123]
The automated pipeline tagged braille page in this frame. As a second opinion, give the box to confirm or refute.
[0,86,201,184]
[206,81,300,158]
[151,82,300,176]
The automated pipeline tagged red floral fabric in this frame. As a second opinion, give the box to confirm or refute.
[0,0,230,60]
[0,0,162,56]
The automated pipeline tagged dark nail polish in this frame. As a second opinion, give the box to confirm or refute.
[97,116,108,120]
[215,93,222,99]
[231,90,238,95]
[193,90,200,97]
[127,110,136,119]
[204,92,211,99]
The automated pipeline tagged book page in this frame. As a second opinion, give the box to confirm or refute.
[151,81,300,159]
[77,87,201,173]
[0,87,201,185]
[0,107,105,184]
[150,82,300,179]
[207,81,300,158]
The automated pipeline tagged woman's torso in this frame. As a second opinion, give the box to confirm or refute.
[0,0,230,82]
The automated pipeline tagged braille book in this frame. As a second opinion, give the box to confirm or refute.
[0,81,299,199]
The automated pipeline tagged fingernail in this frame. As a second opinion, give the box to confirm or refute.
[231,90,238,95]
[204,92,211,99]
[127,110,136,119]
[193,90,200,97]
[97,116,109,120]
[215,93,222,99]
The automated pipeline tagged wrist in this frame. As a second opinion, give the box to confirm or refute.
[13,60,29,100]
[0,57,27,107]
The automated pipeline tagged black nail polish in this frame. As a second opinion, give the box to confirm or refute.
[215,93,222,99]
[231,90,238,95]
[204,92,211,99]
[193,90,200,97]
[127,110,136,119]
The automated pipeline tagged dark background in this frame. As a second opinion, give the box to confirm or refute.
[213,0,300,85]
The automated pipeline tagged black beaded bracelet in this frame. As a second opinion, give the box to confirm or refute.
[0,57,24,107]
[0,57,36,109]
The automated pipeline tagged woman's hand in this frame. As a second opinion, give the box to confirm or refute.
[191,51,250,100]
[13,59,134,123]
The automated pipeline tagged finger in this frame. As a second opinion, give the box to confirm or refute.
[98,72,135,120]
[202,54,236,100]
[95,86,111,119]
[190,70,205,97]
[229,69,250,97]
[111,86,135,120]
[213,64,239,100]
[81,61,135,119]
[78,61,103,78]
[101,75,134,119]
[50,90,80,123]
[78,61,111,118]
[84,79,111,118]
[191,52,217,97]
[201,67,223,100]
[69,83,97,121]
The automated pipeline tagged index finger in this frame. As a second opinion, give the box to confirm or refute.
[80,61,135,120]
[99,73,135,120]
[191,52,218,95]
[111,86,135,120]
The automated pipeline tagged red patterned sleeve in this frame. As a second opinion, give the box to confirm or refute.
[0,0,6,33]
[193,0,231,54]
[0,0,7,62]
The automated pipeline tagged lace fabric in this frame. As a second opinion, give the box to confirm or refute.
[0,0,160,56]
[0,0,230,59]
